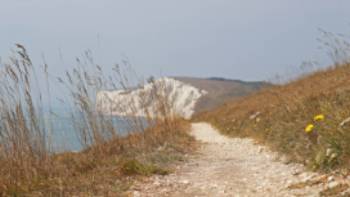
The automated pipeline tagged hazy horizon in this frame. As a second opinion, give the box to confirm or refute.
[1,1,350,82]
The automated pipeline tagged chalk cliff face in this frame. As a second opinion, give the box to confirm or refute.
[96,78,206,119]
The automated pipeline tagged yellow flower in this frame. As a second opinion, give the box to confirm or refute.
[314,114,325,121]
[305,124,314,133]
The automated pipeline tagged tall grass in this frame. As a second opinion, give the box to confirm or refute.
[0,45,52,193]
[0,46,192,196]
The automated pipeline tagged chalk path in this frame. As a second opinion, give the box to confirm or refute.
[132,122,325,197]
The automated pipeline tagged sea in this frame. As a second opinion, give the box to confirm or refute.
[46,107,147,152]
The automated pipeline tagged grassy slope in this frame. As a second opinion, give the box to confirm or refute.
[1,120,194,196]
[198,64,350,171]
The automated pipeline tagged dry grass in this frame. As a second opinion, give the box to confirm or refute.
[198,63,350,172]
[0,46,194,196]
[25,120,192,196]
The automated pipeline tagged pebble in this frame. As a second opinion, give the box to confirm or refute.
[328,176,335,182]
[327,181,339,189]
[133,191,141,197]
[180,180,190,184]
[153,180,161,186]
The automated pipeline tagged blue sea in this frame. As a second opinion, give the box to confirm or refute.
[46,108,147,152]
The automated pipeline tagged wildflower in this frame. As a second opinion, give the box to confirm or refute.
[314,114,325,122]
[305,124,314,133]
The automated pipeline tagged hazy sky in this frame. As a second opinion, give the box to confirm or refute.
[1,0,350,81]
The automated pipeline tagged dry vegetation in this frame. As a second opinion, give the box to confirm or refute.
[198,62,350,172]
[0,46,194,196]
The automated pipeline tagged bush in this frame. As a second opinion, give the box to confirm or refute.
[120,159,170,176]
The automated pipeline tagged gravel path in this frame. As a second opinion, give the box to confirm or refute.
[131,122,327,197]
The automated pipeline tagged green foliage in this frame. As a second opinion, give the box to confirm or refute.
[120,159,170,176]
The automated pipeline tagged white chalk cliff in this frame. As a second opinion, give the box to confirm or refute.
[96,77,206,119]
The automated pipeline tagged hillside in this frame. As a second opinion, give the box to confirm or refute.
[198,64,350,173]
[174,77,271,113]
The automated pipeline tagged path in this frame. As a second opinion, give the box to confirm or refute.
[131,123,332,196]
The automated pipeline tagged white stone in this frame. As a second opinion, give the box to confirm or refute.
[153,180,161,186]
[327,176,335,182]
[133,191,141,197]
[181,180,190,184]
[328,181,339,189]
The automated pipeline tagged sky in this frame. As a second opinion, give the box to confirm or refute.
[1,0,350,82]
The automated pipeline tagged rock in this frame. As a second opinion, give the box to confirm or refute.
[292,170,302,176]
[286,180,293,185]
[211,183,218,188]
[327,176,335,182]
[218,190,225,194]
[258,147,263,153]
[133,191,141,197]
[301,174,313,182]
[340,117,350,127]
[327,181,340,189]
[96,77,206,119]
[181,180,190,184]
[153,180,161,186]
[279,155,290,164]
[249,111,261,120]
